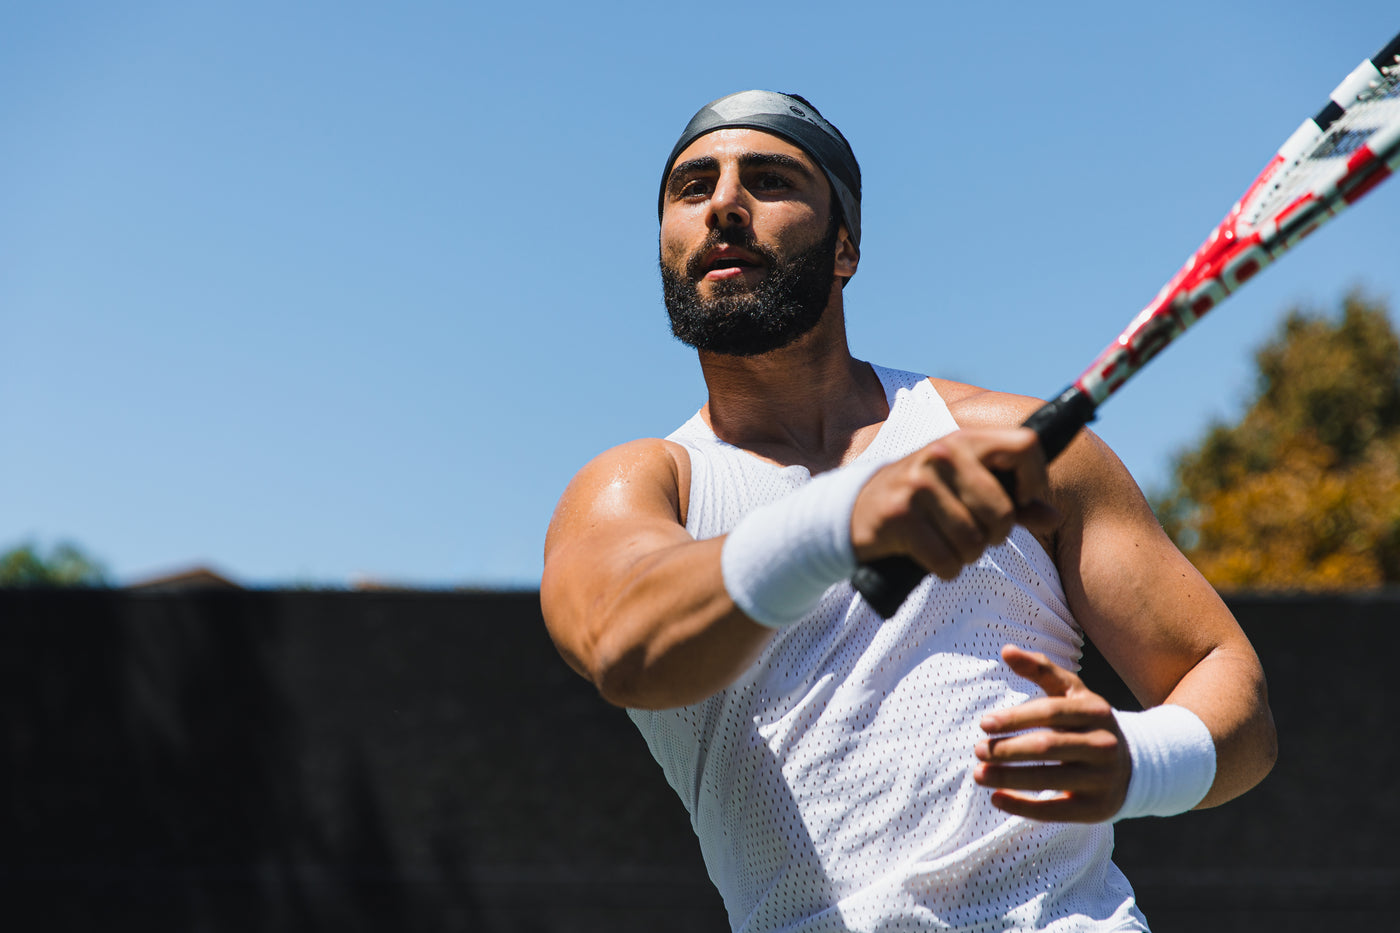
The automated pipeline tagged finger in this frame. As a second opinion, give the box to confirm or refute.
[979,695,1115,735]
[899,515,972,581]
[851,461,984,575]
[909,481,992,568]
[976,427,1049,506]
[998,644,1083,698]
[929,443,1019,548]
[976,728,1121,765]
[913,437,1019,557]
[986,789,1117,824]
[974,762,1115,795]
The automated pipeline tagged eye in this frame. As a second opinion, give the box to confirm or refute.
[753,172,792,191]
[678,178,713,199]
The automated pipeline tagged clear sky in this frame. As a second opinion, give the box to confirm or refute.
[4,1,1397,588]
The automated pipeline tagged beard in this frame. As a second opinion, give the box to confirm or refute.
[660,217,839,357]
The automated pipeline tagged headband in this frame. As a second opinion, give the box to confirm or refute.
[658,90,862,249]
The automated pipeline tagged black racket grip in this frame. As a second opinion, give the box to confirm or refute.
[852,386,1097,619]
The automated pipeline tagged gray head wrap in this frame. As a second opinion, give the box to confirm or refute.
[658,90,862,248]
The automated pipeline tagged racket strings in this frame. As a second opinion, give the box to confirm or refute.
[1243,59,1400,228]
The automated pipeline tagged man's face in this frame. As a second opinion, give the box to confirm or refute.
[659,129,846,357]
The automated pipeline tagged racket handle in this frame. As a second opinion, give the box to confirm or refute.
[1023,384,1098,464]
[852,386,1097,619]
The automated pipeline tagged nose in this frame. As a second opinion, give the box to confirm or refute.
[708,167,751,232]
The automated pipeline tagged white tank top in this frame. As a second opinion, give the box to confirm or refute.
[629,365,1148,932]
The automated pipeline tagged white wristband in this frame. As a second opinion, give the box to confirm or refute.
[1112,705,1217,821]
[721,459,884,628]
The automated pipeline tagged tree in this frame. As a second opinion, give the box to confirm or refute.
[1155,291,1400,591]
[0,540,109,587]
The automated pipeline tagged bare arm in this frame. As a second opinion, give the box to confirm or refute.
[961,390,1277,819]
[1055,428,1277,809]
[543,425,1057,710]
[541,438,771,709]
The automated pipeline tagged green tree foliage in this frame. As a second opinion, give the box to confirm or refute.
[0,540,109,587]
[1155,291,1400,591]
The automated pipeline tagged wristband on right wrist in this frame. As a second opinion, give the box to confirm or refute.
[720,459,884,629]
[1112,704,1217,821]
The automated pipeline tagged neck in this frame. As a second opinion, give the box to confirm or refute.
[695,300,888,473]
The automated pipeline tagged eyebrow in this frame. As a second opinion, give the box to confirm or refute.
[665,151,818,194]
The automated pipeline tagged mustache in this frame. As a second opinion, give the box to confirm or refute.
[683,227,778,281]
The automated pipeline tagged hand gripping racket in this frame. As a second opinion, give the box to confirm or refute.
[853,30,1400,620]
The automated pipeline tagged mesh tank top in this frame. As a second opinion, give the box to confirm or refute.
[628,365,1147,932]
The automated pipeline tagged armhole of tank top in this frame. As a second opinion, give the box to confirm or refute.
[943,377,1063,587]
[903,372,1064,583]
[668,438,698,533]
[916,375,959,428]
[870,365,958,427]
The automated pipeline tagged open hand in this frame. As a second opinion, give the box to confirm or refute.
[973,644,1130,823]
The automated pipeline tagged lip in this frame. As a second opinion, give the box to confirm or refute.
[700,245,764,280]
[704,265,755,281]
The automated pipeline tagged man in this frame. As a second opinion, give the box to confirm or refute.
[541,91,1276,931]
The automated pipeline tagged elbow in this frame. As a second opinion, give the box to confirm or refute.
[1246,670,1279,789]
[1233,705,1278,805]
[581,618,666,709]
[1257,704,1279,782]
[588,635,647,708]
[1208,697,1279,809]
[542,575,657,707]
[588,621,734,711]
[1229,690,1279,802]
[588,634,703,710]
[544,574,761,710]
[542,600,644,707]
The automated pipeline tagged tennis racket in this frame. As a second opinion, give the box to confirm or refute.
[854,29,1400,620]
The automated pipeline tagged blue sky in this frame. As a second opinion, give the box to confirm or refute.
[4,2,1397,588]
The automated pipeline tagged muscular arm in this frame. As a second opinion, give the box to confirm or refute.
[1053,428,1277,809]
[541,439,771,709]
[543,422,1056,711]
[953,385,1277,817]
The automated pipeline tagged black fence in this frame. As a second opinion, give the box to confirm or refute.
[0,589,1395,932]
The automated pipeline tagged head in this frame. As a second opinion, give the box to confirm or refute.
[657,91,861,357]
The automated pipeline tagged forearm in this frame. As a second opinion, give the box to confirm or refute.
[1160,643,1277,809]
[1042,429,1276,818]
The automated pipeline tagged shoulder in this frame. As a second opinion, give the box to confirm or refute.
[930,377,1124,482]
[928,376,1042,428]
[545,438,693,557]
[929,376,1145,552]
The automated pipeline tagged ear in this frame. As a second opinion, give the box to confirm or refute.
[834,225,859,280]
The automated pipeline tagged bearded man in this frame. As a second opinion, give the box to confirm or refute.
[541,91,1276,932]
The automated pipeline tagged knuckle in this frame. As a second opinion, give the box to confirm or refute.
[1084,727,1120,750]
[930,559,964,581]
[910,539,962,581]
[889,463,939,510]
[985,513,1015,543]
[915,440,955,471]
[893,456,923,484]
[1022,732,1054,758]
[946,521,987,559]
[858,468,926,549]
[1081,695,1112,718]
